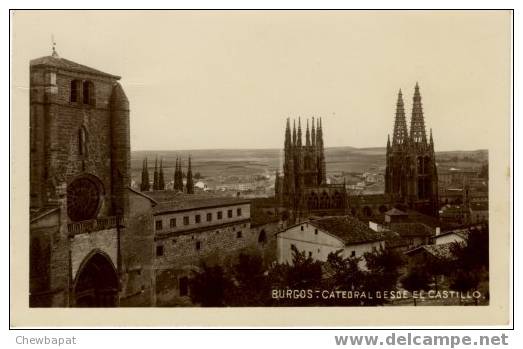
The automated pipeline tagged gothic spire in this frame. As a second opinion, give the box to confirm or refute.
[392,89,408,145]
[186,156,194,194]
[311,116,316,149]
[410,82,427,144]
[284,118,291,149]
[305,119,311,147]
[297,117,302,147]
[316,117,326,185]
[292,119,297,147]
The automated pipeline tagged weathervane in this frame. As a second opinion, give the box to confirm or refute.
[51,34,59,58]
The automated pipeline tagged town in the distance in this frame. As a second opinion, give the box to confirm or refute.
[29,48,489,308]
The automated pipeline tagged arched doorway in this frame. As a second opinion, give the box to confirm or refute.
[73,251,119,307]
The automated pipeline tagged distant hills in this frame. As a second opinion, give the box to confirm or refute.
[131,147,487,180]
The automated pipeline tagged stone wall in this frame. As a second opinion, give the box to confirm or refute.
[120,190,156,307]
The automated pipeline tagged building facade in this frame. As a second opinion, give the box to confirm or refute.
[148,192,256,305]
[29,49,155,307]
[276,216,384,269]
[384,84,439,216]
[276,117,347,220]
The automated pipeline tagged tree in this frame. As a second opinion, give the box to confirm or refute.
[449,227,489,304]
[268,245,323,306]
[424,255,452,293]
[190,264,232,307]
[363,247,405,305]
[401,267,430,306]
[323,250,365,305]
[227,253,271,306]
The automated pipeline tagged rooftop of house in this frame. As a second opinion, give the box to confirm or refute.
[309,216,384,245]
[30,54,120,79]
[405,243,457,260]
[434,228,469,241]
[147,191,251,214]
[374,208,441,229]
[388,222,435,237]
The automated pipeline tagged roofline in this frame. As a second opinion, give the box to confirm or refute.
[278,219,384,245]
[153,199,251,215]
[30,57,121,80]
[30,207,60,223]
[127,187,158,206]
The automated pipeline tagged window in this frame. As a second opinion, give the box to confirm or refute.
[183,216,190,225]
[258,230,267,244]
[217,211,223,220]
[351,251,356,257]
[196,241,201,250]
[301,226,304,231]
[179,277,189,296]
[228,209,233,218]
[83,80,95,105]
[78,126,87,156]
[156,245,164,257]
[70,80,79,102]
[170,218,176,228]
[236,231,242,238]
[195,214,201,223]
[155,220,163,230]
[206,213,212,222]
[314,229,318,235]
[290,244,296,251]
[308,251,312,258]
[237,208,242,216]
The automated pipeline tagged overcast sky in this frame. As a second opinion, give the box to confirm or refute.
[12,10,511,151]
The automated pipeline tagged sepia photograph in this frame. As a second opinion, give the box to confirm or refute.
[10,9,511,326]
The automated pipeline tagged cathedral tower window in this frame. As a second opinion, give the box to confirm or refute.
[70,80,80,102]
[82,80,96,106]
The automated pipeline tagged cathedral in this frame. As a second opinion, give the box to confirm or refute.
[385,83,439,216]
[276,117,347,220]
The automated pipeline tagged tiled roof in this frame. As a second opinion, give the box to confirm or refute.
[310,216,384,245]
[30,55,120,79]
[436,228,469,240]
[147,191,250,214]
[389,222,435,237]
[406,243,457,260]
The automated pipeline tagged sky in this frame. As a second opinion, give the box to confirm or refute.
[12,10,511,151]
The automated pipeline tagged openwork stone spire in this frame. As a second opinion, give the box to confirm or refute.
[410,83,427,144]
[392,89,408,145]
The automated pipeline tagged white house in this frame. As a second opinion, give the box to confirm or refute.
[432,228,468,245]
[276,216,384,269]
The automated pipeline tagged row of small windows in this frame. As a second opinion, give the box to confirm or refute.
[156,231,243,256]
[155,208,243,231]
[70,80,96,106]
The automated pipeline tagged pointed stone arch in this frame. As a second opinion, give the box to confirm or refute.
[73,249,119,307]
